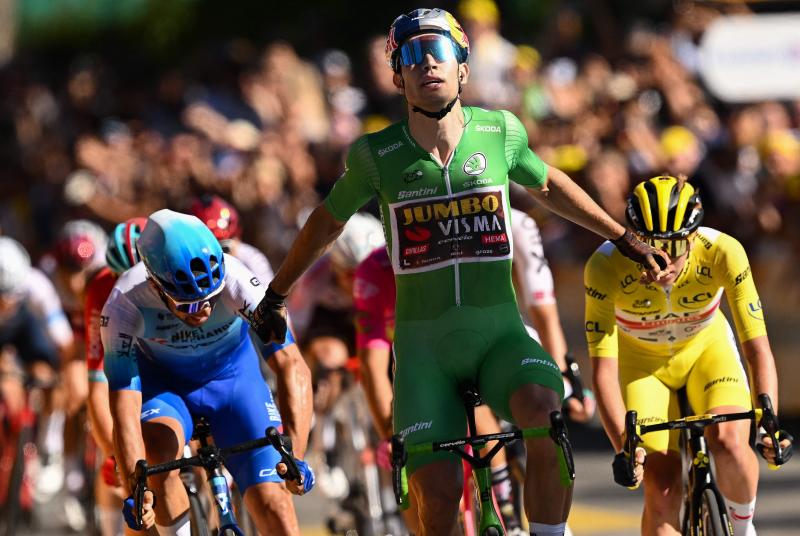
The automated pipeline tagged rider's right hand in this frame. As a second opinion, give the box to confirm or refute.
[122,491,155,530]
[565,391,596,423]
[251,285,288,344]
[612,447,645,489]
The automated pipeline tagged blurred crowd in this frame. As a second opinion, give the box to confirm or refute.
[2,0,799,282]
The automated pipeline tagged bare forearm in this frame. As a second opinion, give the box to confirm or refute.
[87,382,115,456]
[110,390,145,494]
[271,204,346,295]
[358,348,394,439]
[742,336,779,412]
[592,357,626,452]
[272,350,313,458]
[529,166,626,240]
[528,303,568,369]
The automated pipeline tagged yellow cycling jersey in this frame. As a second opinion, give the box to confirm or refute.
[584,227,766,358]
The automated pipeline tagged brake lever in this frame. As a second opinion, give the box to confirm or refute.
[391,434,408,509]
[624,410,641,486]
[266,426,301,482]
[757,394,785,467]
[133,459,149,528]
[563,353,585,401]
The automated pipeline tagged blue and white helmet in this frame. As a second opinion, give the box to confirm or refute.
[137,209,225,302]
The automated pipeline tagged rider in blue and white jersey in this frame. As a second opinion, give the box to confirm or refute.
[101,209,313,536]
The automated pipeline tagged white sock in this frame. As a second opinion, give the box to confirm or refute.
[157,512,191,536]
[531,522,566,536]
[724,498,756,536]
[40,410,65,459]
[491,464,513,503]
[64,453,85,493]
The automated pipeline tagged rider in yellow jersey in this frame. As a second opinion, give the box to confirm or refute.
[585,176,793,536]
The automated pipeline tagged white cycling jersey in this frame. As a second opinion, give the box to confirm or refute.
[23,268,74,348]
[510,208,556,309]
[101,256,289,391]
[233,241,274,285]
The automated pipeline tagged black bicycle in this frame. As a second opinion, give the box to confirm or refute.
[622,391,790,536]
[132,420,302,536]
[391,384,575,536]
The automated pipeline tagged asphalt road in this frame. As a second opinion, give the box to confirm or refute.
[293,448,800,536]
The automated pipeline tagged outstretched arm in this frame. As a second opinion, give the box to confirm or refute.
[528,166,626,241]
[528,166,670,278]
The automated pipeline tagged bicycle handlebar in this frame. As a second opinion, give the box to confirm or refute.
[622,393,789,479]
[133,425,304,524]
[390,413,576,509]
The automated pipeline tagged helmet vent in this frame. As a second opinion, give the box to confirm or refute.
[174,270,190,282]
[190,257,207,277]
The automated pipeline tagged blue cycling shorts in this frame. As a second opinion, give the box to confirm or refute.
[139,336,287,492]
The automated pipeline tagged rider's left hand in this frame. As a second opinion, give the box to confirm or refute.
[277,458,315,495]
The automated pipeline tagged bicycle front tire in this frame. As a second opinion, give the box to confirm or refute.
[188,491,210,536]
[698,488,732,536]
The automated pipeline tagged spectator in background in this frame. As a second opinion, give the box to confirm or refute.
[458,0,517,109]
[585,150,631,224]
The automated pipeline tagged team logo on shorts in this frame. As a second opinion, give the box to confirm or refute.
[463,152,487,175]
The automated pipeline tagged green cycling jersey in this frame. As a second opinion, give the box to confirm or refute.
[325,106,547,321]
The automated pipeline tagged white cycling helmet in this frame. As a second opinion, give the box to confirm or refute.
[0,237,31,296]
[330,213,386,270]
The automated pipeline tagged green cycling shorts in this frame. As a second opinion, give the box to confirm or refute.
[392,301,564,474]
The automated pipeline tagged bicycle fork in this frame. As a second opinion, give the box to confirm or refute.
[195,430,244,536]
[684,427,732,536]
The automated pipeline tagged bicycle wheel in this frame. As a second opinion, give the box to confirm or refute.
[1,412,32,536]
[0,435,25,536]
[698,488,732,536]
[188,491,211,536]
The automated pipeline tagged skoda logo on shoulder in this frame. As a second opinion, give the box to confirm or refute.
[463,152,487,176]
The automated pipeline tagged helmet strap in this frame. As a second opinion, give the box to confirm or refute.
[409,78,462,120]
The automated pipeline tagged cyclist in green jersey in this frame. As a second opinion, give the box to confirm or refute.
[252,8,671,536]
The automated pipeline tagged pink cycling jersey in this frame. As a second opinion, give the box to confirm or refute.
[353,248,395,351]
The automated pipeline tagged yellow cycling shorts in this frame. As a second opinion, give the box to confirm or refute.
[618,315,751,453]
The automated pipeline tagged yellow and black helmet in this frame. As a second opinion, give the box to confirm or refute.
[625,176,703,239]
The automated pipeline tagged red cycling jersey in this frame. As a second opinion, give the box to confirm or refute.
[84,267,117,381]
[353,248,395,351]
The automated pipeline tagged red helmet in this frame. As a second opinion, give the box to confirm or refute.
[189,195,241,242]
[55,219,108,271]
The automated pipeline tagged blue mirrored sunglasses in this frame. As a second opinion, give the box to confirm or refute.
[398,34,459,67]
[149,273,224,314]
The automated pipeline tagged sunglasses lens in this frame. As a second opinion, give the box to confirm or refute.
[399,34,457,66]
[644,238,688,257]
[177,301,205,314]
